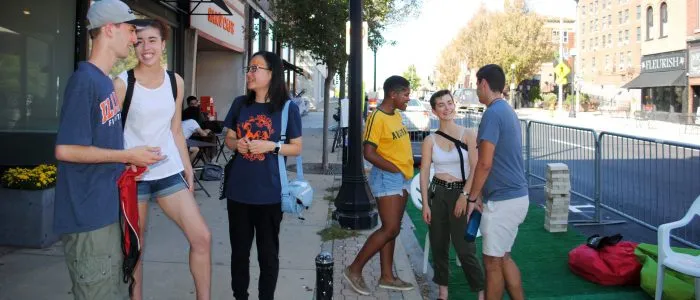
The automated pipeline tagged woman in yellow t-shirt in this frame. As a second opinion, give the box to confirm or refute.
[343,76,415,295]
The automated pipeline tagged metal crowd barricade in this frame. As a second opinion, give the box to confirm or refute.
[524,121,624,226]
[598,132,700,248]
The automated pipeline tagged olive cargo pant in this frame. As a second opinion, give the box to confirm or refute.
[428,182,485,291]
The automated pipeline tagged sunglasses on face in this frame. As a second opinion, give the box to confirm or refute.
[244,65,271,73]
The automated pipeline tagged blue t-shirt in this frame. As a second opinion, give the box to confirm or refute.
[54,62,124,234]
[223,96,302,205]
[477,99,528,202]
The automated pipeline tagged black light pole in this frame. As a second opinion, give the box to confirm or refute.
[333,0,378,230]
[373,49,377,91]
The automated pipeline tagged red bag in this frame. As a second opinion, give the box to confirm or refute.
[568,237,642,286]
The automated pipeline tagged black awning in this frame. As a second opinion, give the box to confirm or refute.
[622,70,687,89]
[160,0,233,16]
[283,60,305,76]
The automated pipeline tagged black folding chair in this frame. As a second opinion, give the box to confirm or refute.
[215,132,228,163]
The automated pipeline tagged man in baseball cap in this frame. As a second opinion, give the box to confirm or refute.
[55,0,164,299]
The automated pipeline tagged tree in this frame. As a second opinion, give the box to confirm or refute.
[437,2,553,91]
[402,64,421,91]
[272,0,421,170]
[435,41,460,89]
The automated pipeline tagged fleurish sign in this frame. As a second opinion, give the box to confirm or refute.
[190,0,245,52]
[640,50,687,73]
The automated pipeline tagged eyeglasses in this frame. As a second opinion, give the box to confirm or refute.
[244,65,271,73]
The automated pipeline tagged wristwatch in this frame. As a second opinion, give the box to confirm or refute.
[273,142,282,155]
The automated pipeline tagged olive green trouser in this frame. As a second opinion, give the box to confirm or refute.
[62,222,129,300]
[428,182,485,291]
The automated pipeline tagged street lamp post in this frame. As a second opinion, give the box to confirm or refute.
[569,53,577,118]
[570,0,580,118]
[373,49,377,92]
[333,0,378,230]
[510,63,516,108]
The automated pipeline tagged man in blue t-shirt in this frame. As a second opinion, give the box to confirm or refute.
[466,64,529,300]
[54,1,163,299]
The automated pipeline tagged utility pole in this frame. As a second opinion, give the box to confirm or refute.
[333,0,378,230]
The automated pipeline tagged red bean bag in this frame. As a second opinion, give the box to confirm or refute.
[568,235,642,286]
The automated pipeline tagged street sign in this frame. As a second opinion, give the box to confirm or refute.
[554,61,570,85]
[554,61,571,79]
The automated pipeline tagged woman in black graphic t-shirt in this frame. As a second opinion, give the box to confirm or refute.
[223,51,303,300]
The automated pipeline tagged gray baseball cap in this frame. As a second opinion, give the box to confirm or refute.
[86,0,149,30]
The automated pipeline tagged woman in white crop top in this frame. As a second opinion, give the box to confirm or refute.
[113,20,211,300]
[419,90,485,299]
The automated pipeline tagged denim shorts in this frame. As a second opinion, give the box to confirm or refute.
[137,173,187,202]
[368,167,411,198]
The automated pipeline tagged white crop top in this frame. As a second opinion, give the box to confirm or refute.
[118,70,184,181]
[431,129,469,180]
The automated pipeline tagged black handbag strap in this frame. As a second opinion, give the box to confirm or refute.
[121,69,177,130]
[435,130,468,181]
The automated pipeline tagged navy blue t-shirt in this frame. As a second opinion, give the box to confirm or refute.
[477,99,528,202]
[54,62,124,234]
[223,96,302,204]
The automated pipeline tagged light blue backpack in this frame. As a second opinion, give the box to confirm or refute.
[278,100,314,218]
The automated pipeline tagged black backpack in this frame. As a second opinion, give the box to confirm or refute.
[121,69,177,130]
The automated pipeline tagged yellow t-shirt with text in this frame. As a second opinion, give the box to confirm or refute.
[363,109,414,179]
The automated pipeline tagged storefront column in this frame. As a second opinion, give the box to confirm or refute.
[184,29,199,98]
[689,77,700,119]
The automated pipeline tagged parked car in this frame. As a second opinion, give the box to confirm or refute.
[453,88,485,113]
[400,99,431,132]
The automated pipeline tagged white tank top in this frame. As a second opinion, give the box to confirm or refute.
[431,129,469,180]
[118,70,184,181]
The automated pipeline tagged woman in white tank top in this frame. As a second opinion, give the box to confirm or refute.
[113,20,211,300]
[419,90,485,299]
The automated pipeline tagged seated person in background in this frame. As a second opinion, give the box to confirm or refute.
[182,118,211,162]
[183,96,207,125]
[183,95,224,134]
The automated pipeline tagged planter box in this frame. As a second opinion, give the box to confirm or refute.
[0,187,59,248]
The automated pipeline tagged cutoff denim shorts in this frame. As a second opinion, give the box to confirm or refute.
[137,173,187,202]
[368,167,410,198]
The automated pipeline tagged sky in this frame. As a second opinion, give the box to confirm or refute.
[363,0,577,88]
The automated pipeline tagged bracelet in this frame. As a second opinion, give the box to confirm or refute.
[467,198,477,203]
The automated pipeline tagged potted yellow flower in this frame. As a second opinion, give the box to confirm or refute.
[0,164,59,248]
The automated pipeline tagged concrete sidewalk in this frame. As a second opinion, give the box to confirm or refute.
[0,125,424,299]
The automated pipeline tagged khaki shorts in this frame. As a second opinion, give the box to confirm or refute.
[62,222,129,300]
[480,195,529,257]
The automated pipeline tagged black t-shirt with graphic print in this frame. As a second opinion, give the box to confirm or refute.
[223,96,302,204]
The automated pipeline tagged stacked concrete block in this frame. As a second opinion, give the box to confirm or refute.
[544,163,571,232]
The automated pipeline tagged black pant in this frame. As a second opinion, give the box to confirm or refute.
[227,200,283,300]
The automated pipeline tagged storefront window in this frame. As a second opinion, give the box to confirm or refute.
[642,87,683,113]
[252,17,260,53]
[281,46,289,61]
[0,0,76,132]
[267,27,274,52]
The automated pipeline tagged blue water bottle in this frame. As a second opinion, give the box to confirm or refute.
[464,210,482,242]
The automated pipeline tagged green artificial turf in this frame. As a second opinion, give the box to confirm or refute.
[405,201,651,299]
